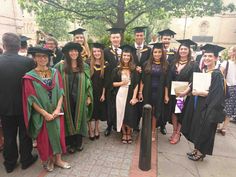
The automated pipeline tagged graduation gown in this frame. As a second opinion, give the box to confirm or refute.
[22,68,66,161]
[166,49,176,64]
[181,69,225,155]
[55,61,93,137]
[111,68,138,130]
[133,45,151,67]
[90,64,108,121]
[141,62,167,121]
[167,61,200,123]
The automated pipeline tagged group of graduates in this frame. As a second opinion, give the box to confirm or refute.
[0,25,230,173]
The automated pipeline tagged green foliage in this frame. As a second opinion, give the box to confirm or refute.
[18,0,235,42]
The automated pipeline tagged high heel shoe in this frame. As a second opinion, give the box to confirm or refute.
[170,132,181,144]
[188,153,205,161]
[127,134,132,144]
[186,149,197,157]
[122,134,127,144]
[88,130,95,141]
[95,130,100,139]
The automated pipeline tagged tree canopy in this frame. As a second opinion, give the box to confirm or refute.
[19,0,235,40]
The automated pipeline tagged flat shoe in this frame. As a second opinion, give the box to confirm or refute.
[46,161,54,172]
[55,162,71,169]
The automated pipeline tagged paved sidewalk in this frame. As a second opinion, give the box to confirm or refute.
[0,122,157,177]
[158,122,236,177]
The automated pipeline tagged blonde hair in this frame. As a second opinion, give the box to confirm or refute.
[229,46,236,63]
[82,37,91,59]
[90,48,105,78]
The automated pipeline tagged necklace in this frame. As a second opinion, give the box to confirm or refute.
[178,60,188,65]
[153,61,161,65]
[35,68,51,78]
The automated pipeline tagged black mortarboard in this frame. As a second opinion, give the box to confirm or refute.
[107,27,123,34]
[120,44,136,53]
[133,26,147,33]
[91,43,105,50]
[150,42,164,49]
[62,42,83,53]
[200,44,225,57]
[20,35,31,42]
[158,29,176,37]
[68,28,86,35]
[27,47,53,56]
[176,39,197,47]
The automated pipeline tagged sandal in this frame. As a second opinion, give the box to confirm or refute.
[127,134,132,144]
[122,134,127,144]
[169,131,177,141]
[67,146,75,154]
[170,132,181,144]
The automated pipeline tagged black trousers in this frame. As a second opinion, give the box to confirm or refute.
[106,90,115,129]
[1,115,33,168]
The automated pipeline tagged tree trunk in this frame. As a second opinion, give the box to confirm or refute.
[115,0,125,43]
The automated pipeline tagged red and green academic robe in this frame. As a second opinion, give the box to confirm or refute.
[55,61,93,137]
[22,68,66,161]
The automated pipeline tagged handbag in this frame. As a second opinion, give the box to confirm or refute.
[224,61,230,99]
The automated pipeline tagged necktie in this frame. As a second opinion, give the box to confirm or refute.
[114,48,118,61]
[136,46,141,62]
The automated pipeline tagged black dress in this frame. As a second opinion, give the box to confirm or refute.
[111,67,138,129]
[181,69,225,155]
[91,64,107,121]
[167,61,200,123]
[141,62,167,121]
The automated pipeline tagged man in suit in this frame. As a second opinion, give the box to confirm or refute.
[132,26,151,131]
[104,27,123,136]
[158,29,176,64]
[0,33,38,173]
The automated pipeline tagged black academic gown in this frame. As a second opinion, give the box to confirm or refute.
[111,68,138,129]
[166,49,176,64]
[133,45,151,67]
[181,69,225,155]
[141,62,167,122]
[104,47,121,127]
[166,61,200,123]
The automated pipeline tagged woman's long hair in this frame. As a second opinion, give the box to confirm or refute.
[64,50,84,73]
[229,46,236,63]
[144,48,168,74]
[90,48,105,78]
[118,51,136,75]
[174,44,192,65]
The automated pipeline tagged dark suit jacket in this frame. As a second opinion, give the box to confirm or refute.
[0,52,35,116]
[133,45,151,67]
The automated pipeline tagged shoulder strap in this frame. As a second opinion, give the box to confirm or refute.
[225,60,229,78]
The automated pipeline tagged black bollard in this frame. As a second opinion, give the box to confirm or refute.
[139,104,152,171]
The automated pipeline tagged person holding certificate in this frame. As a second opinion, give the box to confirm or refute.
[167,39,199,144]
[182,44,225,161]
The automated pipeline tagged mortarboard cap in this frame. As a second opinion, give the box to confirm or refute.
[120,44,136,53]
[107,27,123,34]
[20,35,31,42]
[27,47,53,56]
[69,28,86,35]
[176,39,197,47]
[150,42,164,49]
[200,44,225,57]
[62,42,83,53]
[158,29,176,37]
[91,43,105,50]
[133,26,147,33]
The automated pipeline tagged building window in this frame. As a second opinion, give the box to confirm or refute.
[199,21,209,35]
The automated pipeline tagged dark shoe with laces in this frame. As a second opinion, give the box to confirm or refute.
[104,128,111,137]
